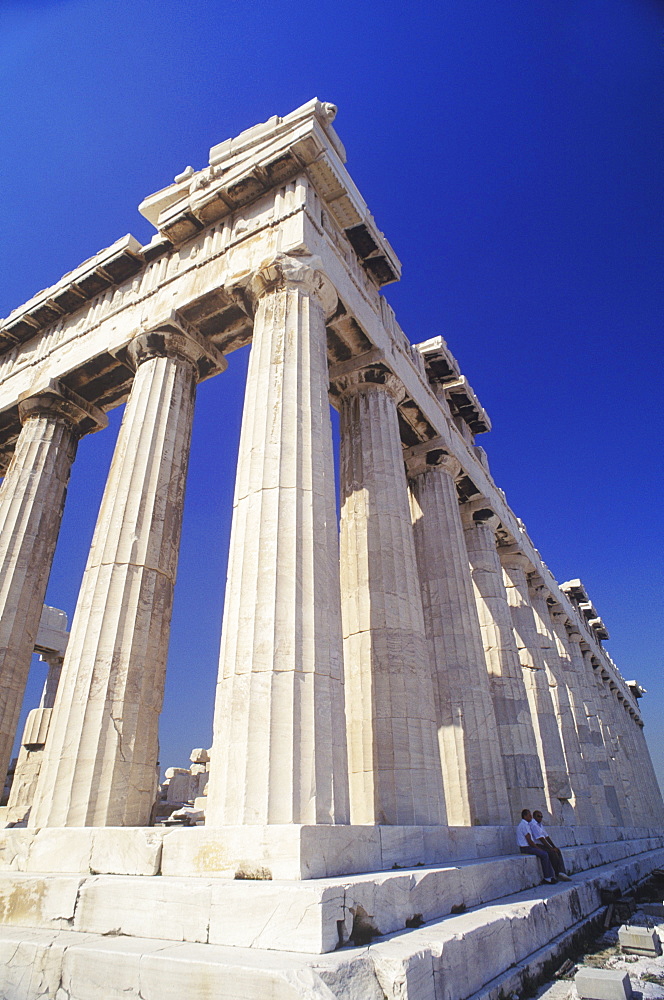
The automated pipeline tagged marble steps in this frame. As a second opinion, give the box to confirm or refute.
[0,836,661,957]
[364,845,664,1000]
[1,845,664,1000]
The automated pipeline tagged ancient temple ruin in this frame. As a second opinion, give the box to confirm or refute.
[0,100,661,1000]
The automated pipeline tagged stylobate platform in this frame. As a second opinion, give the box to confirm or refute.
[0,824,660,879]
[0,834,662,999]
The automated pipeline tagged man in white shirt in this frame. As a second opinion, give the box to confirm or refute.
[530,810,571,881]
[516,809,556,883]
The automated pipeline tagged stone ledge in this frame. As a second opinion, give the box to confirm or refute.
[160,825,664,880]
[0,825,660,879]
[0,827,167,876]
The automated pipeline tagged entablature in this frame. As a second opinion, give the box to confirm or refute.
[139,99,401,289]
[0,235,145,353]
[414,338,490,435]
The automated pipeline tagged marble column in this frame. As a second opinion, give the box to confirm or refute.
[604,676,646,825]
[336,367,446,826]
[39,655,63,711]
[31,322,224,828]
[558,620,622,826]
[205,254,350,827]
[499,547,571,823]
[609,682,656,827]
[462,507,544,820]
[0,381,105,788]
[630,713,664,826]
[528,578,597,825]
[584,647,635,826]
[613,694,650,826]
[5,651,63,825]
[407,447,510,825]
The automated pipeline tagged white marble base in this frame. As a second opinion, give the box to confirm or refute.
[0,827,166,876]
[0,824,662,880]
[0,835,662,957]
[0,845,663,999]
[0,853,541,955]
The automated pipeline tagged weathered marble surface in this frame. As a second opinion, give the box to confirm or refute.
[0,385,104,790]
[336,369,445,827]
[206,254,349,828]
[30,326,224,828]
[0,96,661,1000]
[500,548,571,822]
[462,509,545,819]
[0,835,663,957]
[1,844,664,999]
[408,449,510,826]
[528,576,597,825]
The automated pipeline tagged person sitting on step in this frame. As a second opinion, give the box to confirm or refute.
[529,810,571,881]
[516,808,557,884]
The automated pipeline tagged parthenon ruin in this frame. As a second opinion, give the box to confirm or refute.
[0,100,661,1000]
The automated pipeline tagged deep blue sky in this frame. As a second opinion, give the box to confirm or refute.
[1,0,663,793]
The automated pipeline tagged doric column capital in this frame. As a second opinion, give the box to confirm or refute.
[404,439,462,479]
[564,621,584,643]
[497,543,534,574]
[460,497,500,533]
[248,253,338,318]
[527,571,547,592]
[125,313,227,381]
[333,365,405,405]
[18,379,107,438]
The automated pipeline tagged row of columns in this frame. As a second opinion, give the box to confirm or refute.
[0,252,659,830]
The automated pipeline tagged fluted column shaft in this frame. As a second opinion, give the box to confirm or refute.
[607,683,654,826]
[408,452,510,825]
[584,649,636,826]
[558,624,621,826]
[337,369,446,826]
[630,714,664,825]
[614,696,651,825]
[40,656,63,711]
[205,255,349,827]
[0,383,105,787]
[528,582,596,825]
[462,511,544,819]
[31,324,222,828]
[500,551,571,822]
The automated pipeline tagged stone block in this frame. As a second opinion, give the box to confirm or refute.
[618,924,661,955]
[74,876,212,943]
[60,934,178,1000]
[299,825,382,878]
[378,825,425,869]
[26,828,94,873]
[165,772,193,803]
[0,927,87,1000]
[575,967,632,1000]
[0,874,83,929]
[161,824,388,880]
[90,828,165,876]
[161,825,298,879]
[208,881,343,954]
[0,829,32,870]
[640,902,664,918]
